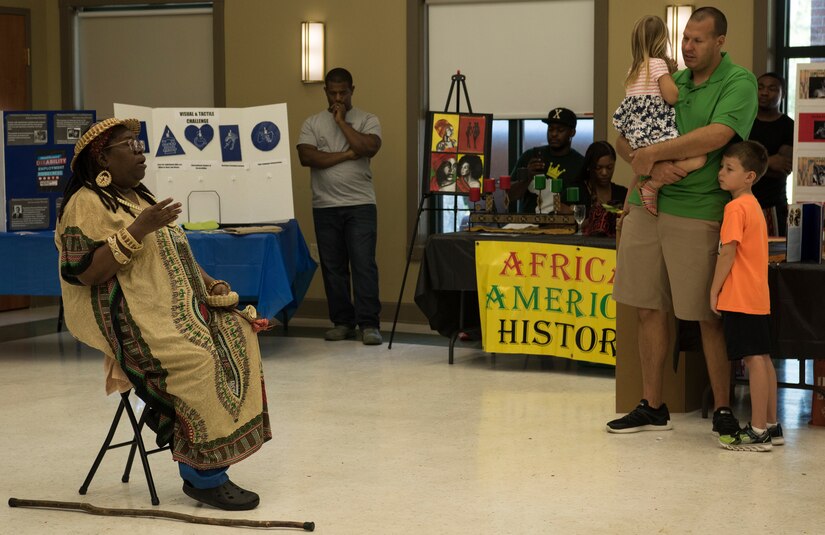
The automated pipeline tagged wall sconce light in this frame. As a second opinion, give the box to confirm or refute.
[666,5,694,69]
[302,21,325,83]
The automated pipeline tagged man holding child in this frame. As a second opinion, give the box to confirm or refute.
[608,6,758,438]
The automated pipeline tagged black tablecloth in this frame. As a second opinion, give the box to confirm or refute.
[770,262,825,358]
[414,232,615,337]
[414,231,825,359]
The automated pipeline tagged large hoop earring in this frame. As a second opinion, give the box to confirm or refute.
[96,170,112,188]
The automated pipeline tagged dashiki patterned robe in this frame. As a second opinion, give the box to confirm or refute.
[56,188,271,469]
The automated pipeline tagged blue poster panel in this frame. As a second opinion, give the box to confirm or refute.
[219,125,242,161]
[3,110,96,231]
[185,124,214,151]
[156,125,186,157]
[251,121,280,151]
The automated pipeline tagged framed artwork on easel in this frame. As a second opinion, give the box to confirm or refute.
[424,111,492,194]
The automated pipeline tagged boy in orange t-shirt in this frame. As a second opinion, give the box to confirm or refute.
[710,140,779,452]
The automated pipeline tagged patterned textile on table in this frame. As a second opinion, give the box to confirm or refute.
[585,202,615,237]
[56,188,271,469]
[762,206,779,237]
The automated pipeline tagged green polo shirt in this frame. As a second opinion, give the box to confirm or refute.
[628,53,757,221]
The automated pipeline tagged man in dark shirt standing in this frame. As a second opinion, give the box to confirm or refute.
[508,107,584,213]
[749,72,794,236]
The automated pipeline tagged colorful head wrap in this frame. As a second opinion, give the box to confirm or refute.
[434,118,453,138]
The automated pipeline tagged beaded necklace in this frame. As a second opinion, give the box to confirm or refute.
[116,196,143,213]
[94,184,175,228]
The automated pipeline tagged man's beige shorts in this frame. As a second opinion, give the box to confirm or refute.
[613,205,720,321]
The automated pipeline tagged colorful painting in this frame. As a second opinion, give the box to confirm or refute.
[429,152,458,192]
[430,113,460,153]
[455,153,484,192]
[797,68,825,100]
[796,156,825,187]
[797,113,825,142]
[458,115,487,153]
[424,112,492,194]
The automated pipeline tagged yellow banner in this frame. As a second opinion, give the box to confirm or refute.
[475,241,616,365]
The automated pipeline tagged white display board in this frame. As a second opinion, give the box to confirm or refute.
[791,63,825,203]
[115,103,294,224]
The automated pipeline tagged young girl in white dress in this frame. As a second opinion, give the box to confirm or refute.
[613,15,705,215]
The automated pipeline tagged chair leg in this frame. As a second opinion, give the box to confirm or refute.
[701,383,713,419]
[121,394,161,506]
[121,407,149,484]
[78,398,126,495]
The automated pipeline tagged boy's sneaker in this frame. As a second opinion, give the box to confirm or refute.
[768,423,784,445]
[712,407,740,437]
[718,424,772,452]
[606,399,672,433]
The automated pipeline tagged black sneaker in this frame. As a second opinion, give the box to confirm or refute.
[606,399,672,433]
[768,423,784,446]
[718,424,772,452]
[712,407,740,437]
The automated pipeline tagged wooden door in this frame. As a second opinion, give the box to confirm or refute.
[0,9,32,310]
[0,10,31,111]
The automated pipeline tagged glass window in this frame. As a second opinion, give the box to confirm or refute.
[788,0,825,47]
[787,57,811,119]
[523,119,594,162]
[779,0,825,115]
[488,120,510,180]
[775,0,825,201]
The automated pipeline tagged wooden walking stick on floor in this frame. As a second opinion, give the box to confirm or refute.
[8,498,315,531]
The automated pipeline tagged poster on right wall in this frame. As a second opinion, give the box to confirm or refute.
[788,64,825,262]
[792,63,825,203]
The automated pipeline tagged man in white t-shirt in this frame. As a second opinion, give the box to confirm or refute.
[297,67,384,345]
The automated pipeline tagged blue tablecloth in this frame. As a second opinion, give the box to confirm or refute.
[0,219,316,320]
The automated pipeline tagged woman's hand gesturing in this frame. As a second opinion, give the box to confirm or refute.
[131,198,182,240]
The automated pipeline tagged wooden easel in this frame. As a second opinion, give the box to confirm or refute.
[388,72,474,349]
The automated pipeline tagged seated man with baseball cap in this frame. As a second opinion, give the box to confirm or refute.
[508,107,584,213]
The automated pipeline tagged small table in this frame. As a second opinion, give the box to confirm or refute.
[0,219,316,326]
[414,231,825,412]
[414,231,615,361]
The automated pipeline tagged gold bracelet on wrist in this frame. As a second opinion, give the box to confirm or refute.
[116,227,143,252]
[207,279,230,294]
[106,235,130,265]
[205,291,239,308]
[114,233,137,256]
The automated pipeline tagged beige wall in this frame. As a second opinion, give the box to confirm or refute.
[14,0,765,324]
[224,0,417,319]
[605,0,756,188]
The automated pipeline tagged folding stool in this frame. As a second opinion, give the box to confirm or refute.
[78,390,170,505]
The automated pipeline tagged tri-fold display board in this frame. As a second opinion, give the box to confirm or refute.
[2,104,294,231]
[115,103,294,224]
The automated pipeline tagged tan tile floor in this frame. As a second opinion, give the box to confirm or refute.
[1,312,823,534]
